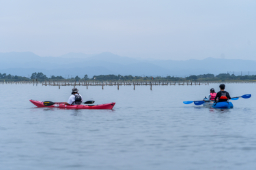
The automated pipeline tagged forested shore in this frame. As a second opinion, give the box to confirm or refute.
[1,72,256,82]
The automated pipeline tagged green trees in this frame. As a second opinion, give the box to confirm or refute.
[197,74,214,79]
[75,76,80,81]
[93,75,120,81]
[51,75,65,80]
[84,74,89,80]
[187,75,198,80]
[216,73,231,80]
[0,73,29,81]
[31,72,47,80]
[1,72,256,82]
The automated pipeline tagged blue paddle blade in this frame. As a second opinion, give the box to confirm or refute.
[183,101,193,104]
[231,98,239,100]
[194,101,205,105]
[241,94,251,99]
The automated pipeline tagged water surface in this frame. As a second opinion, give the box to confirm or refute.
[0,83,256,170]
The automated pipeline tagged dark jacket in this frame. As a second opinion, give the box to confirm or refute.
[215,91,231,102]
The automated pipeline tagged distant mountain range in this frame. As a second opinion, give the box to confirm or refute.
[0,52,255,78]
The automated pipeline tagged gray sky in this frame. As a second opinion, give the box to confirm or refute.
[0,0,255,60]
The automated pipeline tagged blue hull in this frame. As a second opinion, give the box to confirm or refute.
[212,102,233,109]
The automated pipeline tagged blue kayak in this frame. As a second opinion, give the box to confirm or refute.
[212,102,233,109]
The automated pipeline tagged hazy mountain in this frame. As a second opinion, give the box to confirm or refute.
[58,52,93,58]
[149,58,256,76]
[0,52,256,77]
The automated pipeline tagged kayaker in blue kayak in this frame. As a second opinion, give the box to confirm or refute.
[215,84,231,102]
[66,88,83,105]
[204,88,217,102]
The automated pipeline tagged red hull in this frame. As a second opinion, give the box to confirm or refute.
[30,100,115,110]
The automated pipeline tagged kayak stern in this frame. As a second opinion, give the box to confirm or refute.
[212,102,233,109]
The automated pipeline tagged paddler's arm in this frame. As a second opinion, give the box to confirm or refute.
[204,95,210,102]
[214,92,219,102]
[227,93,231,100]
[67,95,74,105]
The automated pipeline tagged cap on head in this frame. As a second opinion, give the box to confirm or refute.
[210,88,215,93]
[72,88,78,93]
[219,84,225,90]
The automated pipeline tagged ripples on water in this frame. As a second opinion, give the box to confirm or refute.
[0,84,256,170]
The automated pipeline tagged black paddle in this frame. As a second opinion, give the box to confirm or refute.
[43,101,57,106]
[84,100,95,104]
[43,100,95,106]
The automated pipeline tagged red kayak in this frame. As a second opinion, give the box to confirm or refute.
[30,100,115,110]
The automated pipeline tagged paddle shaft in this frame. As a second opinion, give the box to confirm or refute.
[43,100,95,106]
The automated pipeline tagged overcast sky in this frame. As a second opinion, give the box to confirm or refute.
[0,0,255,60]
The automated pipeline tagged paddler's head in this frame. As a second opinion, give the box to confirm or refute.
[219,84,225,91]
[72,88,79,94]
[210,88,215,93]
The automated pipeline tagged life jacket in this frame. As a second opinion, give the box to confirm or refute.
[73,94,82,105]
[219,92,228,100]
[210,93,217,100]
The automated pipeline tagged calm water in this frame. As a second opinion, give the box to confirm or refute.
[0,83,256,170]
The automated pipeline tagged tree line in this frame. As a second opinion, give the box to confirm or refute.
[1,72,256,82]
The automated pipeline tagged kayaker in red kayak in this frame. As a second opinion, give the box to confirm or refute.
[215,84,231,102]
[66,88,83,105]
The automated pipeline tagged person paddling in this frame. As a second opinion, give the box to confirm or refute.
[204,88,217,102]
[215,84,231,103]
[66,88,83,105]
